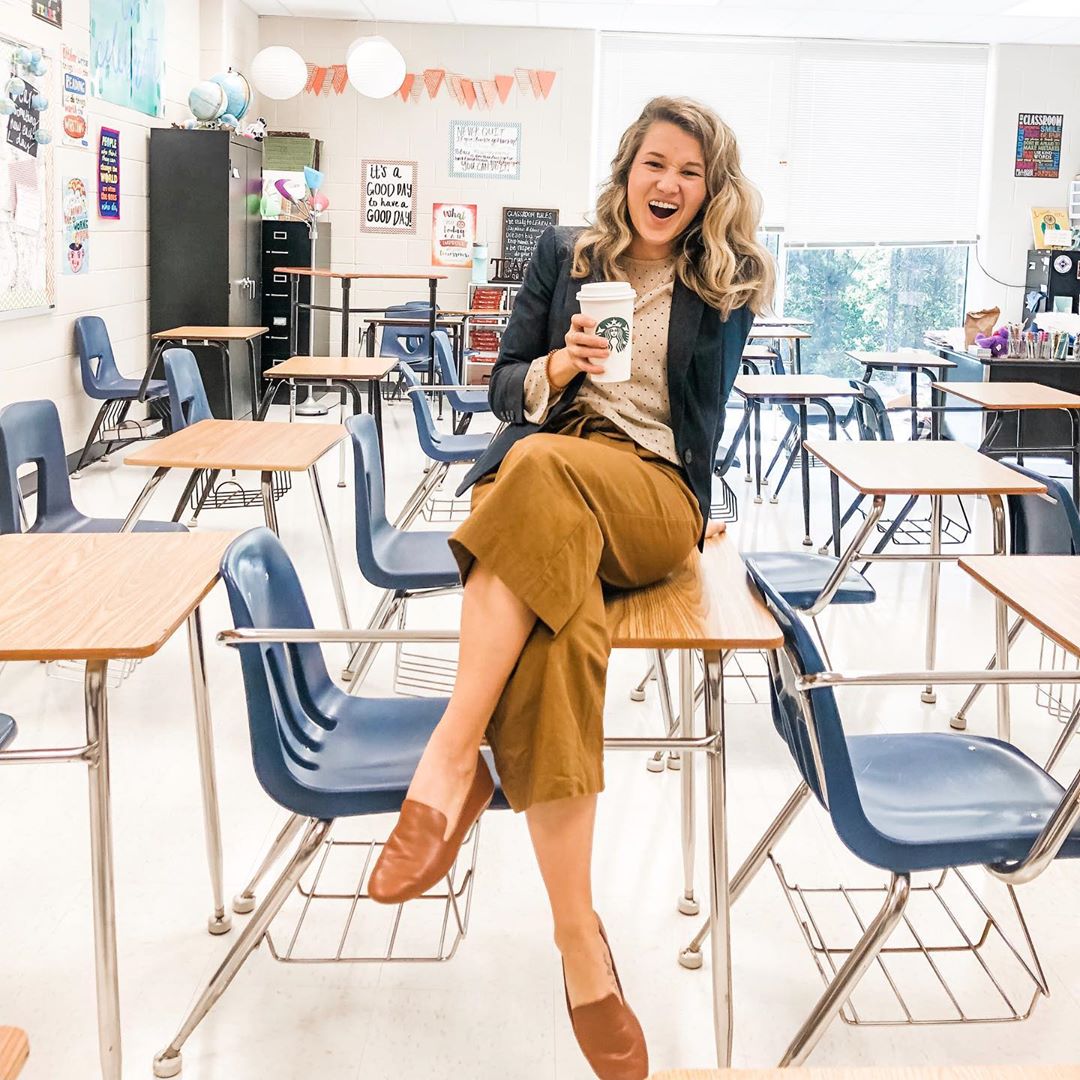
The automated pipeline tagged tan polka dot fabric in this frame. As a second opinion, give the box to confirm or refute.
[523,254,679,465]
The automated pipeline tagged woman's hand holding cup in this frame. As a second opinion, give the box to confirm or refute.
[546,314,610,389]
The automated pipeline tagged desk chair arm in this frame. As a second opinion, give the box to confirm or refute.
[405,384,488,396]
[218,627,461,647]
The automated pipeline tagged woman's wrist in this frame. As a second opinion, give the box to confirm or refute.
[546,347,575,390]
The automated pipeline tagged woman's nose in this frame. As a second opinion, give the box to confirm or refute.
[655,169,679,193]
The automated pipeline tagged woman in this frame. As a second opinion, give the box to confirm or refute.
[370,96,774,1079]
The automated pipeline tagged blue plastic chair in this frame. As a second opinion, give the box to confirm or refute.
[163,348,213,431]
[0,400,185,535]
[744,556,1080,1065]
[151,527,507,1077]
[398,362,491,465]
[433,331,490,417]
[73,316,169,474]
[0,713,16,749]
[379,302,435,369]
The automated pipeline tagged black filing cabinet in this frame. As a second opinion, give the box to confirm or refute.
[149,129,263,418]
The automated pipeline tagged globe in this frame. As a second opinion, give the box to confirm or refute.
[188,80,227,122]
[211,69,251,121]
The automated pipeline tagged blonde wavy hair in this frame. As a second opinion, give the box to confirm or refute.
[573,96,775,318]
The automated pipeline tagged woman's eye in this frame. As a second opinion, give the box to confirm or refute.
[645,161,662,169]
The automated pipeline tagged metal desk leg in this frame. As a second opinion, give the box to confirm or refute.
[186,469,220,528]
[261,471,280,535]
[753,401,763,504]
[990,493,1011,741]
[170,469,204,524]
[743,403,753,484]
[85,660,122,1080]
[340,278,352,357]
[794,338,802,375]
[121,466,170,530]
[920,494,943,705]
[929,372,943,441]
[702,649,732,1067]
[309,464,352,638]
[373,377,385,471]
[910,371,919,441]
[678,650,698,916]
[799,403,812,546]
[187,608,230,936]
[337,390,348,489]
[1071,409,1080,506]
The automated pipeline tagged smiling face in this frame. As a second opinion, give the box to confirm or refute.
[625,120,709,260]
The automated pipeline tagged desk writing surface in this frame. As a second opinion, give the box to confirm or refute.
[747,326,812,340]
[742,344,778,360]
[124,419,345,472]
[606,534,781,651]
[651,1068,1080,1080]
[265,356,397,380]
[960,556,1080,658]
[735,375,859,398]
[0,533,238,661]
[804,440,1048,497]
[849,349,956,370]
[153,326,268,341]
[932,381,1080,410]
[274,267,448,281]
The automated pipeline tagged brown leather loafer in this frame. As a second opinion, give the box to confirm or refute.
[368,752,494,905]
[563,919,649,1080]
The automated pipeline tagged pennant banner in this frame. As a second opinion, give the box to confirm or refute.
[423,68,445,98]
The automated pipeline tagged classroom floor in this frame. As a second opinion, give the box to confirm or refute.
[3,396,1079,1079]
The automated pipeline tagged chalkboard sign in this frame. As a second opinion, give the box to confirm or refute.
[499,207,558,281]
[5,79,40,158]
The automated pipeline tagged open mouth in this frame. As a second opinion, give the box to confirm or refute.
[648,200,678,221]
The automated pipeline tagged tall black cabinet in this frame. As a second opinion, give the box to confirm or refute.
[149,129,263,419]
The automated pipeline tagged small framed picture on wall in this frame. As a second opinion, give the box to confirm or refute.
[361,159,418,234]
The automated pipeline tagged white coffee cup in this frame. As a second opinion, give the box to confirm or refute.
[577,281,636,383]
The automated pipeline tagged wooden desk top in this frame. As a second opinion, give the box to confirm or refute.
[804,440,1048,496]
[0,1027,27,1080]
[932,381,1080,410]
[264,356,397,380]
[606,534,782,650]
[849,349,957,370]
[153,326,268,341]
[735,374,860,399]
[754,316,813,327]
[0,533,237,661]
[124,419,346,472]
[742,344,778,360]
[960,555,1080,658]
[748,326,812,340]
[274,267,447,281]
[651,1067,1080,1080]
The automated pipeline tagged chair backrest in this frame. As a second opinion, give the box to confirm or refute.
[163,348,213,430]
[397,362,443,456]
[433,330,485,414]
[0,399,79,533]
[346,414,393,582]
[219,527,339,810]
[745,557,888,866]
[74,316,124,398]
[848,380,894,443]
[380,303,434,363]
[1006,463,1080,555]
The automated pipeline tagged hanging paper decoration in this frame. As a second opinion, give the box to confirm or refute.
[479,80,497,110]
[461,79,476,110]
[494,75,513,104]
[535,70,556,99]
[331,65,349,94]
[303,64,349,96]
[423,68,445,98]
[515,68,533,96]
[397,73,415,103]
[447,73,464,105]
[409,77,423,102]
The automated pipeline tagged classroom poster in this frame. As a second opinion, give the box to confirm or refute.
[448,121,521,180]
[61,45,89,148]
[5,78,40,158]
[32,0,62,27]
[89,0,166,118]
[361,159,417,234]
[97,127,120,218]
[1015,113,1063,178]
[62,176,89,274]
[432,202,476,268]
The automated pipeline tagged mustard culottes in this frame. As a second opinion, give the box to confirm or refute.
[448,407,702,811]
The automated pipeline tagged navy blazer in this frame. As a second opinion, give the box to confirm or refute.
[457,226,754,543]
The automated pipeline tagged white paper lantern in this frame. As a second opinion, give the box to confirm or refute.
[346,36,406,99]
[250,46,307,100]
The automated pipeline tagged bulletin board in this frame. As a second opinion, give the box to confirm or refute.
[0,30,55,319]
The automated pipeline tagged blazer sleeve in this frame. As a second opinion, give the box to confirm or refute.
[488,226,562,424]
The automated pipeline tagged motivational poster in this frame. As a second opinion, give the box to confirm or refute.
[62,45,90,148]
[98,127,120,218]
[360,159,417,234]
[62,176,90,275]
[500,207,558,270]
[448,121,521,180]
[432,202,477,268]
[32,0,62,27]
[5,78,40,158]
[1015,113,1064,178]
[90,0,166,118]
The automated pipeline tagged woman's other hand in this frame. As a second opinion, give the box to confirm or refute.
[546,314,610,389]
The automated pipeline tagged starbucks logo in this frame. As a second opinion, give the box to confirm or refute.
[596,316,630,352]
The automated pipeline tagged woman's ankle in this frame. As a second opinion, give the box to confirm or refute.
[554,916,601,956]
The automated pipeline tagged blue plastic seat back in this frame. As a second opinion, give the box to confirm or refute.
[347,413,392,582]
[432,331,490,414]
[398,362,443,455]
[0,400,79,533]
[74,316,128,399]
[848,380,894,443]
[381,303,434,365]
[219,528,343,808]
[163,349,213,430]
[1006,463,1080,555]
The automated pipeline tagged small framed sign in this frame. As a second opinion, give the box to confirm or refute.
[499,206,558,280]
[32,0,62,28]
[98,127,120,218]
[449,121,521,180]
[360,159,417,234]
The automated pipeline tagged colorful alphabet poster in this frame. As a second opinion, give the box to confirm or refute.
[361,159,417,234]
[449,121,521,180]
[61,45,89,148]
[97,127,120,218]
[432,203,477,268]
[89,0,166,118]
[62,176,89,275]
[1015,113,1064,178]
[32,0,62,27]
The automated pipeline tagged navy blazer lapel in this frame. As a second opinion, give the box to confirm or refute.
[667,277,704,421]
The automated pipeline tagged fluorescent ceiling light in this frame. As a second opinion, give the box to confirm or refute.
[1002,0,1076,15]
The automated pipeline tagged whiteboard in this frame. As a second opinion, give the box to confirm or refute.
[0,29,55,319]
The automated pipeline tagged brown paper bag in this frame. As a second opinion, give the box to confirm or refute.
[964,307,1000,346]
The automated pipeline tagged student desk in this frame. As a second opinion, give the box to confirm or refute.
[652,1067,1080,1080]
[932,381,1080,503]
[804,440,1045,725]
[143,326,269,420]
[0,1028,28,1080]
[747,325,812,374]
[0,531,238,1080]
[734,375,860,552]
[740,344,778,375]
[122,420,351,631]
[847,349,956,440]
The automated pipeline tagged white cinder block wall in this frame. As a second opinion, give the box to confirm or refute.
[0,0,258,454]
[255,18,597,349]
